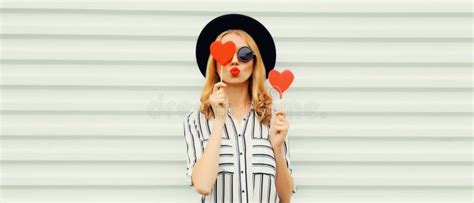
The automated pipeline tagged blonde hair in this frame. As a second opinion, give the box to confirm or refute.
[199,29,272,125]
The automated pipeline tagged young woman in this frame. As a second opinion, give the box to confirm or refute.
[183,14,296,203]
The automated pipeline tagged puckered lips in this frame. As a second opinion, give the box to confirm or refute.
[230,67,240,77]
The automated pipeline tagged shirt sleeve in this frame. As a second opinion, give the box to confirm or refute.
[183,111,204,186]
[284,135,297,194]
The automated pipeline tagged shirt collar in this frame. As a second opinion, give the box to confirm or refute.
[228,102,254,115]
[227,102,255,114]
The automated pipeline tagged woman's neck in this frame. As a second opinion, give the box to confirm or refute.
[224,81,251,117]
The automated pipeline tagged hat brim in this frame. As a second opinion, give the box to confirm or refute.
[195,13,276,78]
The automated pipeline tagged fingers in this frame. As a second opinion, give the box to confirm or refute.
[272,109,287,123]
[211,82,229,108]
[274,114,286,125]
[275,119,285,125]
[215,96,228,107]
[272,112,289,133]
[275,110,286,117]
[276,118,286,131]
[213,82,227,93]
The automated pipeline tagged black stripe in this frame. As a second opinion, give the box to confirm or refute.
[222,174,225,203]
[214,179,217,203]
[260,174,263,203]
[253,163,276,170]
[252,174,255,197]
[182,119,191,165]
[224,123,230,139]
[253,153,275,160]
[197,111,206,140]
[265,121,269,139]
[186,112,197,166]
[231,174,234,203]
[253,144,273,150]
[251,111,255,138]
[284,140,289,168]
[274,177,278,203]
[206,118,211,138]
[268,177,271,203]
[259,122,263,138]
[199,135,204,151]
[219,162,234,166]
[253,172,275,178]
[192,112,204,151]
[218,171,234,175]
[195,111,203,141]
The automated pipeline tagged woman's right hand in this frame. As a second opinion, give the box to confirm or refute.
[209,82,229,120]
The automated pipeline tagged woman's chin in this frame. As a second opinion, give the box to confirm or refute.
[224,76,250,84]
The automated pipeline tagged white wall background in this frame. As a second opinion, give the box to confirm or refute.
[1,0,472,202]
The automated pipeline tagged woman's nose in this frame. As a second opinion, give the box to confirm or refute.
[230,52,239,65]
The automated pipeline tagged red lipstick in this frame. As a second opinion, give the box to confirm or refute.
[230,67,240,77]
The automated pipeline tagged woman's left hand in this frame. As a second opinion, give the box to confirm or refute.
[268,109,289,148]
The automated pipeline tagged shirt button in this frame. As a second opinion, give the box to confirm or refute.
[238,134,241,137]
[241,170,244,174]
[240,152,243,155]
[242,190,245,193]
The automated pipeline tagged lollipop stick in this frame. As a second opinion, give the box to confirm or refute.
[278,94,284,115]
[274,93,284,135]
[220,66,223,83]
[219,66,228,113]
[272,89,284,117]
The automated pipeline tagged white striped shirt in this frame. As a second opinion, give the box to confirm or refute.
[183,104,296,203]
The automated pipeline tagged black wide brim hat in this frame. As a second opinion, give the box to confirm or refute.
[195,13,276,78]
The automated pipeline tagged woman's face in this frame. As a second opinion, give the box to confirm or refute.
[218,33,254,84]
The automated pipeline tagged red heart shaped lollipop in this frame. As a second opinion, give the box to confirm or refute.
[210,41,236,66]
[269,69,294,99]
